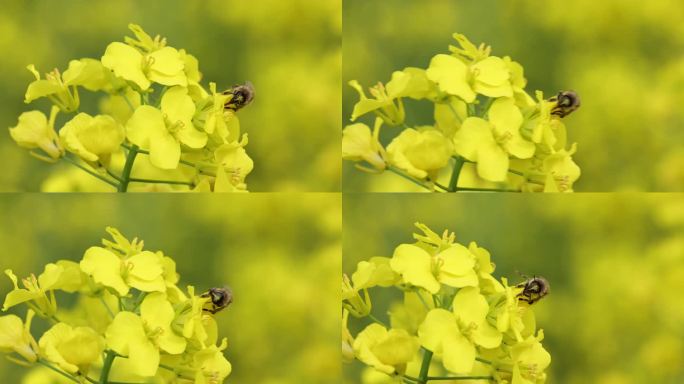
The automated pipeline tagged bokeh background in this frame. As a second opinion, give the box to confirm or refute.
[0,0,341,192]
[344,193,684,383]
[0,193,341,383]
[342,0,684,192]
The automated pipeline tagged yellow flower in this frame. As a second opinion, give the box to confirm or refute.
[342,274,372,318]
[126,86,207,169]
[9,106,64,161]
[168,286,211,346]
[348,73,406,125]
[342,309,355,363]
[38,323,104,374]
[213,136,253,191]
[386,128,453,180]
[342,118,387,171]
[24,59,111,112]
[105,293,187,377]
[511,332,551,384]
[453,98,535,181]
[543,144,581,192]
[193,342,233,384]
[353,323,420,375]
[418,309,475,374]
[193,82,240,141]
[59,113,125,163]
[101,226,145,257]
[389,243,478,294]
[0,311,39,363]
[428,34,513,102]
[79,247,166,296]
[351,257,400,289]
[101,24,186,91]
[3,261,82,316]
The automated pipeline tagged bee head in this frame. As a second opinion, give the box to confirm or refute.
[557,91,580,109]
[209,287,233,307]
[223,81,255,111]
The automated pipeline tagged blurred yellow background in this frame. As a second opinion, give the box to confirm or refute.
[343,193,684,383]
[342,0,684,192]
[0,193,341,383]
[0,0,341,192]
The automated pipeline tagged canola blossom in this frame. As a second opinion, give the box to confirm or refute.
[0,227,232,383]
[8,24,254,192]
[344,33,581,192]
[343,223,551,383]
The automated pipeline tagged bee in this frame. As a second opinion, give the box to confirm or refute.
[548,90,580,118]
[223,81,255,111]
[201,287,233,314]
[515,276,550,305]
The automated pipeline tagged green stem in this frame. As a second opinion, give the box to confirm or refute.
[128,178,195,187]
[103,166,123,182]
[100,296,115,319]
[120,92,135,112]
[368,313,388,328]
[447,102,463,124]
[507,169,545,185]
[449,157,466,192]
[467,103,476,116]
[418,349,434,384]
[427,376,494,381]
[475,356,493,365]
[130,146,218,176]
[118,144,139,192]
[62,157,118,187]
[99,350,116,384]
[456,187,520,193]
[433,182,450,192]
[387,166,433,192]
[37,359,79,383]
[403,375,420,382]
[158,363,196,381]
[480,97,494,117]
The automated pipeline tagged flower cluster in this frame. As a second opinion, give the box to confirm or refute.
[8,24,254,192]
[0,227,232,383]
[343,33,581,192]
[343,223,551,383]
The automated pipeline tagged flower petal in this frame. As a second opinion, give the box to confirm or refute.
[101,42,149,90]
[126,106,166,149]
[80,247,128,296]
[149,130,180,170]
[453,117,494,161]
[390,244,440,294]
[476,141,509,182]
[426,54,475,103]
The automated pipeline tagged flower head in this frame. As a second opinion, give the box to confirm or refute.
[3,261,82,316]
[348,69,424,125]
[126,86,207,169]
[105,293,187,377]
[390,242,478,294]
[543,144,581,192]
[386,127,453,180]
[102,25,186,91]
[353,323,420,375]
[79,247,166,296]
[39,323,105,374]
[342,118,387,171]
[9,107,64,161]
[59,113,125,163]
[454,98,535,181]
[213,136,253,191]
[0,311,39,363]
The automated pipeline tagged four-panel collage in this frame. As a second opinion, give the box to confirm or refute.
[0,1,682,383]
